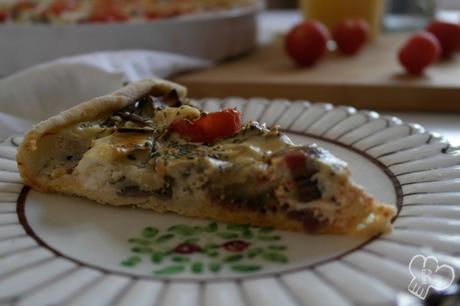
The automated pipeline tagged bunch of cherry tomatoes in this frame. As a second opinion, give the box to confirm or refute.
[285,18,460,75]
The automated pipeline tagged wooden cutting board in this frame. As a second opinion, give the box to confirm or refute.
[174,33,460,112]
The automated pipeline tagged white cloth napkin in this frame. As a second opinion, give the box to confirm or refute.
[0,50,211,140]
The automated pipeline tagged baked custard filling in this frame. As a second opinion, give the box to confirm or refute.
[39,91,355,233]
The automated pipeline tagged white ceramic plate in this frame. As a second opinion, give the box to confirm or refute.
[1,98,459,306]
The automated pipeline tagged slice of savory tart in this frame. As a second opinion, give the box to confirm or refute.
[17,78,395,237]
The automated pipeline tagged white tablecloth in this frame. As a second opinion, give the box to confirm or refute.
[0,50,211,139]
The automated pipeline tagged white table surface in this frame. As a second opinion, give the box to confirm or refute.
[258,11,460,147]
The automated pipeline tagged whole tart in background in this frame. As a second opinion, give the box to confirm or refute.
[0,0,262,24]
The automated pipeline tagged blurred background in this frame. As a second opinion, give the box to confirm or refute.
[267,0,460,30]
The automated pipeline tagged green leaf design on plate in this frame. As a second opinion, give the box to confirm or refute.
[242,229,253,239]
[258,235,281,241]
[131,247,153,254]
[227,223,249,231]
[268,245,287,251]
[156,234,175,243]
[193,226,205,234]
[204,245,219,257]
[183,238,199,244]
[247,247,263,258]
[204,243,220,250]
[258,227,274,234]
[121,256,141,267]
[125,221,289,276]
[223,254,244,263]
[151,252,164,264]
[209,262,221,273]
[142,227,159,239]
[128,238,151,246]
[218,232,239,239]
[231,264,262,273]
[191,261,204,274]
[168,225,195,236]
[261,252,288,263]
[154,265,185,275]
[205,250,219,257]
[205,222,218,232]
[172,255,191,263]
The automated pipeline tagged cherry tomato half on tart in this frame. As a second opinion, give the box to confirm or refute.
[170,109,242,144]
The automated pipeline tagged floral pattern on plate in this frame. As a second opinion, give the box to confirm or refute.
[121,223,288,275]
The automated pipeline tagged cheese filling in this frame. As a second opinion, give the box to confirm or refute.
[42,92,351,232]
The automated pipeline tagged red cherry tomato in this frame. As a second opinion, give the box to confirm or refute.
[194,109,242,143]
[426,20,460,58]
[145,12,159,20]
[398,31,441,75]
[332,18,369,55]
[170,109,242,144]
[84,0,128,23]
[86,9,128,23]
[42,0,77,16]
[13,1,36,12]
[169,119,205,143]
[0,12,7,22]
[285,21,330,66]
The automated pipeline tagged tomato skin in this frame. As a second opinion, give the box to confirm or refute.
[46,0,77,16]
[170,109,242,144]
[0,12,7,22]
[426,20,460,58]
[285,21,329,66]
[145,12,159,20]
[332,18,369,55]
[169,119,205,143]
[85,9,128,23]
[13,1,36,12]
[284,151,306,177]
[398,31,441,75]
[194,109,242,143]
[83,0,128,23]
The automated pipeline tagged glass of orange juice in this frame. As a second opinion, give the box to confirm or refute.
[299,0,385,39]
